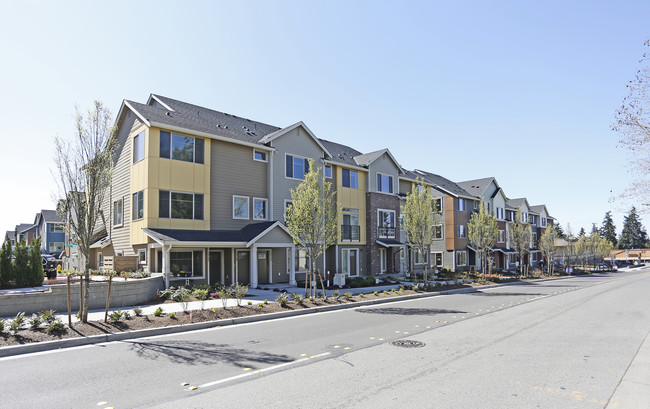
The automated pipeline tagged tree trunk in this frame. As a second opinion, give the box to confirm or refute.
[67,275,72,327]
[104,275,113,323]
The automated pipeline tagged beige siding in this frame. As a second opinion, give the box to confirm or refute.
[210,140,268,229]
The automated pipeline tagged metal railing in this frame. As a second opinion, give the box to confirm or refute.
[341,225,361,241]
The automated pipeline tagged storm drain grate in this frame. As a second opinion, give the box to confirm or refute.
[390,339,426,348]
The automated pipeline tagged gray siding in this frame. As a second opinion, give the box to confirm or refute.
[210,140,268,229]
[271,247,289,283]
[368,154,399,193]
[270,127,326,221]
[255,227,292,244]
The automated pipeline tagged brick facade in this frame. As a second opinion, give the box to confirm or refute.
[366,192,401,275]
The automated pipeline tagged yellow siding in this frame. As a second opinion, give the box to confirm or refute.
[130,127,211,245]
[336,167,367,245]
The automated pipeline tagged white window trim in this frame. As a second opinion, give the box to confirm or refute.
[458,224,466,239]
[253,197,268,221]
[285,153,310,181]
[169,248,206,280]
[49,242,64,253]
[324,165,332,179]
[377,208,396,238]
[233,195,250,220]
[456,250,467,267]
[414,248,427,265]
[138,248,147,265]
[433,224,444,240]
[431,251,443,267]
[433,197,443,213]
[283,199,293,221]
[341,248,360,276]
[376,172,394,194]
[133,131,145,164]
[113,196,125,228]
[458,198,466,211]
[253,149,268,163]
[498,230,505,243]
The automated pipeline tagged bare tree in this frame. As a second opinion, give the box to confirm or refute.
[402,178,438,285]
[539,224,558,276]
[53,101,117,323]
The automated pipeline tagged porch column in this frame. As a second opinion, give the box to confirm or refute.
[290,245,297,285]
[251,244,258,289]
[162,244,171,289]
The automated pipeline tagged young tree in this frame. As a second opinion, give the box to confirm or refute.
[13,238,29,288]
[285,158,339,298]
[468,200,498,280]
[600,211,617,248]
[27,237,45,287]
[618,207,648,249]
[509,210,531,276]
[597,238,614,265]
[0,238,12,288]
[53,101,117,323]
[613,40,650,209]
[402,178,437,285]
[539,224,559,275]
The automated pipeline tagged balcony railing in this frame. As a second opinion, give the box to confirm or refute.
[378,226,396,238]
[341,225,361,241]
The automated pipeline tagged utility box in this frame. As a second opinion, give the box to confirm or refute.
[333,273,346,287]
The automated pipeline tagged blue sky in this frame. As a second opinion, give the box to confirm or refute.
[0,0,648,237]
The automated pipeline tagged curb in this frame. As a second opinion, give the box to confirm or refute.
[0,273,614,358]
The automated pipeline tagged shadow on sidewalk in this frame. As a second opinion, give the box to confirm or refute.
[355,307,467,316]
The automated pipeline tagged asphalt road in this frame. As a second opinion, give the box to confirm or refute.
[1,269,649,409]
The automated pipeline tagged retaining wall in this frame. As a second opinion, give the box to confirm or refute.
[0,275,165,317]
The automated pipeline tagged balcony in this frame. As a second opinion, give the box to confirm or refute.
[378,226,396,238]
[341,225,361,241]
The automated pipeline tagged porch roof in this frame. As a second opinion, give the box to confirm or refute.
[376,239,405,248]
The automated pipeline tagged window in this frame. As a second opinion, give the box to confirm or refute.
[498,230,505,243]
[285,154,309,180]
[233,196,249,219]
[522,212,528,222]
[378,209,396,238]
[295,249,310,272]
[113,197,124,227]
[532,232,537,246]
[159,131,204,164]
[132,190,144,221]
[458,225,466,238]
[433,198,442,213]
[341,169,359,189]
[170,250,204,278]
[138,249,146,265]
[431,252,443,268]
[530,215,537,224]
[133,131,145,163]
[542,218,547,227]
[49,242,64,253]
[342,209,360,241]
[253,198,268,220]
[284,199,293,221]
[159,190,204,220]
[380,248,387,273]
[433,225,443,240]
[253,150,267,162]
[377,173,393,193]
[496,207,504,220]
[456,251,467,266]
[414,249,427,265]
[458,198,466,211]
[324,165,332,178]
[49,223,64,233]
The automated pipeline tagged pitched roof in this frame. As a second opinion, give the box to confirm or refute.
[354,148,403,173]
[35,210,62,224]
[457,177,496,198]
[143,221,289,246]
[530,205,549,215]
[15,223,36,234]
[506,198,527,208]
[412,169,475,199]
[124,96,281,147]
[318,139,362,167]
[4,231,15,240]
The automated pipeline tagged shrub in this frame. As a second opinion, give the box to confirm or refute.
[257,303,264,307]
[13,239,29,288]
[291,293,304,305]
[0,320,4,332]
[192,288,210,301]
[46,320,65,334]
[29,314,42,330]
[27,237,45,286]
[0,238,13,288]
[10,312,25,331]
[171,287,192,302]
[153,307,163,317]
[123,311,131,320]
[276,293,289,307]
[247,301,253,306]
[332,290,340,298]
[109,310,124,321]
[168,312,176,319]
[372,291,378,296]
[133,307,143,317]
[159,286,177,300]
[263,299,268,305]
[129,270,151,279]
[343,291,353,300]
[216,288,232,309]
[231,283,248,307]
[40,309,56,324]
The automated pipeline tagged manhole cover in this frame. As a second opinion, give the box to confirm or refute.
[390,339,426,348]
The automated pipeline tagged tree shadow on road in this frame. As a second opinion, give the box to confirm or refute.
[465,291,548,297]
[126,340,293,368]
[355,307,467,316]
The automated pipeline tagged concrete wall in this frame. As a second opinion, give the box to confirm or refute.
[0,275,164,317]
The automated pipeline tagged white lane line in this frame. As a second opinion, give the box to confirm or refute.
[196,352,331,389]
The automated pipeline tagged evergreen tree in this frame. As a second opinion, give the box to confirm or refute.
[0,238,12,288]
[600,211,617,248]
[555,223,566,239]
[578,227,586,238]
[13,238,29,288]
[591,223,599,235]
[27,237,44,287]
[618,207,647,249]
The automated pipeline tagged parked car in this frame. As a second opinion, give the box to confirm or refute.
[42,254,57,279]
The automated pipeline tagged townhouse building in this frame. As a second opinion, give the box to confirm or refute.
[33,210,65,257]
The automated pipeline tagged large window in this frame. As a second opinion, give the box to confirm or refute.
[113,197,124,227]
[253,198,268,220]
[133,190,144,221]
[286,154,309,180]
[159,131,204,164]
[159,190,204,220]
[233,196,249,220]
[414,249,427,265]
[170,251,203,278]
[456,251,467,266]
[431,252,443,268]
[433,225,443,240]
[49,242,64,253]
[133,131,145,163]
[433,198,442,213]
[498,230,505,243]
[377,173,393,193]
[378,209,396,238]
[324,165,332,178]
[49,223,64,233]
[458,198,466,211]
[458,224,466,238]
[496,207,504,220]
[342,169,359,189]
[342,209,360,241]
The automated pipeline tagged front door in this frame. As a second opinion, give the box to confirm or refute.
[209,251,223,285]
[236,250,250,285]
[342,249,359,276]
[257,250,270,284]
